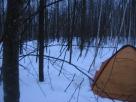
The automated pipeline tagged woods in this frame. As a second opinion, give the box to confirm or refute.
[1,0,136,46]
[0,0,136,102]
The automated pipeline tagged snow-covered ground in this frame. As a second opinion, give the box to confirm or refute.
[0,41,123,102]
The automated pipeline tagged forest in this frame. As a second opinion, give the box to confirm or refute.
[0,0,136,102]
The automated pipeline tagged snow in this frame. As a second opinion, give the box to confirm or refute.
[0,41,122,102]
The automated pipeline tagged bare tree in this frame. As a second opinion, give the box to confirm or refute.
[2,0,24,102]
[38,0,47,82]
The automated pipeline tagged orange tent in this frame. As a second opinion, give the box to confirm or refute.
[92,45,136,102]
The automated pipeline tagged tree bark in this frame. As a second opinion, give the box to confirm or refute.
[2,0,23,102]
[38,0,46,82]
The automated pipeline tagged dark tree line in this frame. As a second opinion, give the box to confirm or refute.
[0,0,136,102]
[1,0,136,46]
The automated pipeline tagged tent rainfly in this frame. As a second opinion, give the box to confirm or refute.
[92,45,136,102]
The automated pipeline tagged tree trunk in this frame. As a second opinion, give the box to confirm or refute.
[38,0,46,82]
[2,0,23,102]
[79,0,86,54]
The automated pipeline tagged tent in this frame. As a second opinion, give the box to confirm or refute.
[92,45,136,102]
